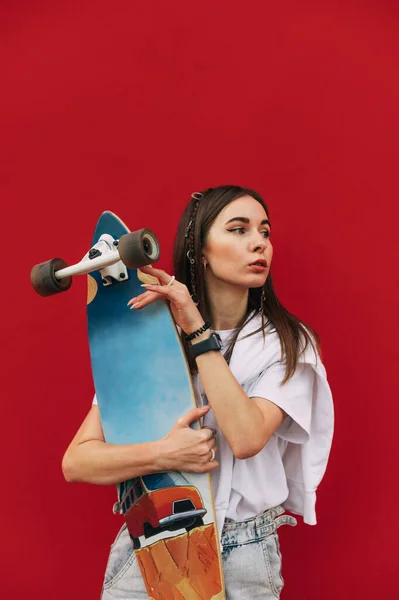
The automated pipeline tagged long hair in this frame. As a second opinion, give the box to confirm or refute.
[173,185,319,383]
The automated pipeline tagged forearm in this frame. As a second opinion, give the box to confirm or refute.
[62,439,163,485]
[193,334,267,458]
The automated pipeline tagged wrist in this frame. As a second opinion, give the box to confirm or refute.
[153,439,169,470]
[185,321,211,341]
[184,324,205,336]
[190,330,211,345]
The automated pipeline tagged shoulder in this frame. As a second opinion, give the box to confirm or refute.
[227,314,281,379]
[237,314,325,378]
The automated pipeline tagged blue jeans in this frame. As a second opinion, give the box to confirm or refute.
[101,506,297,599]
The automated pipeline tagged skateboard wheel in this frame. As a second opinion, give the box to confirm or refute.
[30,258,72,297]
[118,229,160,269]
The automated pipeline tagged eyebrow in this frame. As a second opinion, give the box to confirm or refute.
[225,217,271,228]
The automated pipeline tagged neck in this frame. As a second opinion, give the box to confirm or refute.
[205,276,249,331]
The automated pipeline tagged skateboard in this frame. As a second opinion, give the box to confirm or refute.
[31,211,225,600]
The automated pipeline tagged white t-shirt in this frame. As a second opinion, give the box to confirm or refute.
[192,313,334,536]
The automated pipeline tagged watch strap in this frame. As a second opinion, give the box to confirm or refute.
[189,332,222,359]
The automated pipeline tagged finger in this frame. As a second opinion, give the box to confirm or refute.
[140,284,174,296]
[208,438,217,451]
[200,428,216,442]
[200,441,217,457]
[127,288,164,303]
[208,447,217,462]
[202,427,217,440]
[127,291,156,306]
[127,290,164,309]
[139,266,174,286]
[175,406,210,428]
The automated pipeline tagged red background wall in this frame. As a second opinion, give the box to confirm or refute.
[1,1,398,598]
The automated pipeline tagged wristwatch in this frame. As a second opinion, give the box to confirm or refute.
[189,332,222,359]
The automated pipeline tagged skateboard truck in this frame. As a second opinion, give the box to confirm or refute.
[30,227,160,297]
[86,234,128,286]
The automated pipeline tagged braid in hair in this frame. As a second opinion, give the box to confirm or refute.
[185,192,202,305]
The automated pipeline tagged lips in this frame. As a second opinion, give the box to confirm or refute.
[249,259,267,267]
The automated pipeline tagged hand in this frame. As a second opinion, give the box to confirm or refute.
[157,406,218,473]
[127,265,205,334]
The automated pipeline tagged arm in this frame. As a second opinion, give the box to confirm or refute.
[62,405,218,485]
[193,330,285,459]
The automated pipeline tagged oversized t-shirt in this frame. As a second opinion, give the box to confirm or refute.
[191,313,334,536]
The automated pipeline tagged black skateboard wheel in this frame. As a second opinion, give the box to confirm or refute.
[118,228,160,269]
[30,258,72,296]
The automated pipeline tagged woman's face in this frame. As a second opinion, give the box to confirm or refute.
[202,195,273,289]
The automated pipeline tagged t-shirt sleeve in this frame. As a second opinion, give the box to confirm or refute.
[248,360,315,444]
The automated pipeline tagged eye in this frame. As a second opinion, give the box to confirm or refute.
[262,230,271,238]
[229,227,246,234]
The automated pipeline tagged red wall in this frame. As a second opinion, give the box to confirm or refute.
[1,1,398,597]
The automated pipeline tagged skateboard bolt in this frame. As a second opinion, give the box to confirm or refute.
[89,248,102,259]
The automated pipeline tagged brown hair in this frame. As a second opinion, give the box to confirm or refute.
[173,185,319,383]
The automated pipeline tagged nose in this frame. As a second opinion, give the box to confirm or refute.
[251,233,268,253]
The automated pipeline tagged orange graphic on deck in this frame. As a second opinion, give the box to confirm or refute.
[136,524,224,600]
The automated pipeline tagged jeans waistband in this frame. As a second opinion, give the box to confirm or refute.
[221,505,297,547]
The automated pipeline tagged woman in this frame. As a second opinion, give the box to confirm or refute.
[62,185,334,599]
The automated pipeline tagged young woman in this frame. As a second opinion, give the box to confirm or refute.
[62,185,334,599]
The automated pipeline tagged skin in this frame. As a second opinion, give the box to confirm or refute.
[202,195,273,330]
[62,195,285,485]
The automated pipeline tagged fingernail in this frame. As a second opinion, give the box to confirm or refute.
[140,284,158,288]
[127,299,136,305]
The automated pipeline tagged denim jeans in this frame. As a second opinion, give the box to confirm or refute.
[101,506,297,599]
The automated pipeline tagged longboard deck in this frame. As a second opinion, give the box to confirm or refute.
[87,211,225,599]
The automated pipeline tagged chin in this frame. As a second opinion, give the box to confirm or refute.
[238,279,268,291]
[248,275,269,288]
